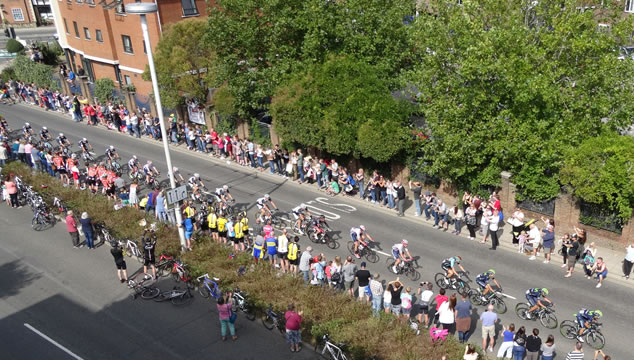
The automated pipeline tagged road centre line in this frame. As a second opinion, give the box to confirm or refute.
[24,323,85,360]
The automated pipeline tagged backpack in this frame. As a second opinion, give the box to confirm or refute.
[402,295,412,309]
[330,271,341,284]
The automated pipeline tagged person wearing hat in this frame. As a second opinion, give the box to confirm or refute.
[110,241,128,283]
[65,210,81,248]
[79,212,95,249]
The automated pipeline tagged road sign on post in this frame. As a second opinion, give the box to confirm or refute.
[166,185,188,205]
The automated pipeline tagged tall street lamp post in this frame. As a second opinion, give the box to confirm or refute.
[126,2,186,250]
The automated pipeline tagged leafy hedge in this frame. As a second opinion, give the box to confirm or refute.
[4,161,468,360]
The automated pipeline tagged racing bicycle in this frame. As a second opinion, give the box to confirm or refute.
[467,289,507,314]
[31,204,56,231]
[385,257,421,281]
[314,334,349,360]
[346,240,379,263]
[434,271,470,296]
[307,224,337,249]
[261,303,285,336]
[231,287,255,320]
[197,273,222,300]
[515,301,558,329]
[153,286,194,306]
[560,319,605,349]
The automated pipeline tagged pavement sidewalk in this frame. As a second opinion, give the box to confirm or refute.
[17,102,633,291]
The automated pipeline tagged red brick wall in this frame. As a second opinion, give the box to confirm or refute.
[1,0,36,26]
[157,0,210,25]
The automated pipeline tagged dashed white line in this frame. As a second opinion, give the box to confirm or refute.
[24,323,85,360]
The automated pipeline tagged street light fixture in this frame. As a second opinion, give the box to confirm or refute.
[127,2,187,251]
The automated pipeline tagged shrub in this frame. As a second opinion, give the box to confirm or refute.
[6,39,24,54]
[4,161,469,360]
[95,78,116,103]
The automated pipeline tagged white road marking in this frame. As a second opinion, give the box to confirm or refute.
[303,201,341,220]
[24,323,85,360]
[376,250,391,257]
[499,292,517,300]
[314,197,357,213]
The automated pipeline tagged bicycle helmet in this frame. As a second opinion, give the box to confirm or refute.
[82,137,87,141]
[173,166,178,172]
[42,126,47,130]
[241,211,247,218]
[541,288,549,296]
[488,269,496,275]
[133,155,137,160]
[592,310,602,318]
[194,173,200,178]
[402,239,409,245]
[71,153,77,159]
[223,185,228,190]
[301,203,307,210]
[359,225,366,231]
[455,256,462,262]
[59,133,64,137]
[264,194,270,199]
[109,145,114,150]
[25,122,30,126]
[320,214,326,220]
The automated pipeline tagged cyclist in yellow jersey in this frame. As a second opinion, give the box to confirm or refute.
[217,213,228,244]
[239,211,249,245]
[234,220,244,252]
[287,236,300,274]
[208,208,218,243]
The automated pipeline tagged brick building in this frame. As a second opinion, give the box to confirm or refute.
[0,0,39,26]
[51,0,208,104]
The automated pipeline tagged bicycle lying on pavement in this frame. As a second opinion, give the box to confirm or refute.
[196,273,222,301]
[314,334,349,360]
[231,287,255,320]
[127,272,159,300]
[153,286,194,306]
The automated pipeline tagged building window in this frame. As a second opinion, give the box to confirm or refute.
[142,40,147,54]
[83,27,91,40]
[63,18,70,34]
[96,29,103,43]
[122,35,133,54]
[116,1,125,14]
[181,0,198,16]
[85,0,95,4]
[75,0,82,4]
[11,8,25,22]
[627,0,634,12]
[124,75,132,85]
[73,21,80,38]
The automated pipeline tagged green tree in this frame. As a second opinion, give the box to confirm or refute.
[561,132,634,221]
[12,55,59,90]
[271,55,413,161]
[94,78,115,103]
[408,0,634,199]
[205,0,414,119]
[143,19,215,109]
[212,85,236,117]
[6,39,24,53]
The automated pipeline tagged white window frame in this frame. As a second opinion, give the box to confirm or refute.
[626,0,634,13]
[11,8,25,22]
[84,27,91,40]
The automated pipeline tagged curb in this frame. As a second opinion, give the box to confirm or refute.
[15,103,634,291]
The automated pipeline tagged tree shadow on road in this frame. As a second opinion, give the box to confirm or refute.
[0,260,42,300]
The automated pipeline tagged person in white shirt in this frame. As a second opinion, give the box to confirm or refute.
[527,221,542,260]
[488,208,501,250]
[277,229,289,273]
[509,209,526,245]
[623,244,634,279]
[416,282,434,327]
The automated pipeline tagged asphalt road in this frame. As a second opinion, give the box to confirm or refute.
[0,201,317,360]
[1,103,632,359]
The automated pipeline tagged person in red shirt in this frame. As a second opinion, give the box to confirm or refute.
[434,288,448,325]
[65,210,81,248]
[285,303,303,353]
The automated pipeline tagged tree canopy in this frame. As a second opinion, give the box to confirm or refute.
[409,0,634,200]
[12,55,59,91]
[271,56,413,162]
[143,18,215,109]
[561,132,634,220]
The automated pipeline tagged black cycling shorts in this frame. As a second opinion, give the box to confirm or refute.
[219,231,227,238]
[115,261,127,270]
[144,257,156,266]
[441,262,451,271]
[234,237,244,243]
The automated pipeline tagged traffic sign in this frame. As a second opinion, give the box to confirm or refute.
[166,185,188,205]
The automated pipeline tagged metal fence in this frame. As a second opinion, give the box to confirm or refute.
[252,120,271,142]
[579,201,623,234]
[517,197,556,216]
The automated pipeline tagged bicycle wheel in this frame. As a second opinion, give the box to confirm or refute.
[140,287,160,300]
[32,216,45,231]
[172,291,194,306]
[559,320,578,339]
[540,312,558,329]
[158,264,172,277]
[262,314,275,330]
[172,272,181,283]
[308,229,319,244]
[468,290,483,305]
[364,249,379,263]
[153,292,171,302]
[385,258,396,272]
[406,267,421,282]
[456,281,470,297]
[346,241,355,256]
[325,235,337,250]
[492,298,507,314]
[585,331,605,350]
[243,306,256,321]
[198,284,210,298]
[434,273,448,289]
[515,303,530,320]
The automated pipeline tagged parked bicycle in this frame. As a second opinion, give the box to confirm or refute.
[346,240,379,263]
[515,301,558,329]
[231,287,255,320]
[154,286,194,306]
[467,289,507,314]
[31,203,56,231]
[123,239,144,262]
[314,334,349,360]
[171,260,194,288]
[261,303,285,336]
[560,319,605,349]
[196,273,222,300]
[156,253,176,277]
[127,272,160,300]
[385,258,421,281]
[434,271,470,296]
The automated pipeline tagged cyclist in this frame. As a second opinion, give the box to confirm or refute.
[105,145,119,166]
[391,239,413,274]
[441,256,465,281]
[525,288,552,319]
[256,194,278,218]
[476,269,502,301]
[22,122,33,137]
[78,138,92,153]
[56,133,70,149]
[141,229,157,279]
[576,309,602,342]
[215,185,233,203]
[207,206,219,243]
[188,173,205,192]
[350,225,374,259]
[172,167,185,184]
[292,203,312,235]
[239,211,249,244]
[310,214,330,234]
[128,155,139,173]
[86,162,98,192]
[39,126,51,142]
[142,160,159,184]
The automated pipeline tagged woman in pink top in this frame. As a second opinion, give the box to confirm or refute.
[4,175,18,208]
[285,303,303,352]
[216,292,237,341]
